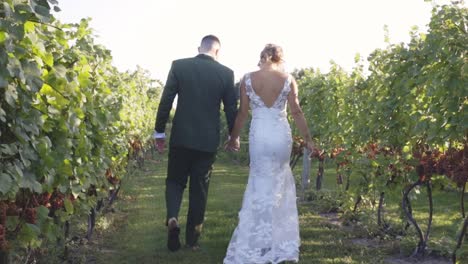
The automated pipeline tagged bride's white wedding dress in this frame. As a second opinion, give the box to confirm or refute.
[224,73,300,264]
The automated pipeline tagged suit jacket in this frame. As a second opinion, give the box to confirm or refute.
[155,54,238,153]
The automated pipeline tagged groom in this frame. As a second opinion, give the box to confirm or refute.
[154,35,238,251]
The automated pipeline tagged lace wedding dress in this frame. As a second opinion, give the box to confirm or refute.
[224,73,300,264]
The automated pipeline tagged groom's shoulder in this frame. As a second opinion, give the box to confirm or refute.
[172,57,193,66]
[216,62,234,76]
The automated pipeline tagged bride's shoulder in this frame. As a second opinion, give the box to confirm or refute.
[241,71,257,81]
[286,73,296,81]
[245,71,259,77]
[243,70,292,81]
[275,71,293,83]
[280,72,292,79]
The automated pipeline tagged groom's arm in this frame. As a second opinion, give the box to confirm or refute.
[222,71,238,134]
[155,62,179,137]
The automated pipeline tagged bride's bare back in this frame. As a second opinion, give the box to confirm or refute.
[249,70,290,108]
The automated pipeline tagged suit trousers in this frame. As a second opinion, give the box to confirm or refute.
[165,146,216,245]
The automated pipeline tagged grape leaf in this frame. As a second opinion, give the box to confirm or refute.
[0,173,13,194]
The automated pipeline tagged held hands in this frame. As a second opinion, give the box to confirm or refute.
[224,136,240,152]
[305,141,315,152]
[306,141,320,157]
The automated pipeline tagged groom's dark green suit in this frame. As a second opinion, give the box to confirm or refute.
[155,54,238,246]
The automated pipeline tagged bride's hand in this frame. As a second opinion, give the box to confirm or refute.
[224,137,240,152]
[306,141,318,156]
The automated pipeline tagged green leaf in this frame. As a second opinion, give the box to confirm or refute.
[27,76,44,92]
[18,172,42,193]
[5,84,18,107]
[2,2,12,18]
[0,144,18,156]
[37,206,49,220]
[64,199,74,214]
[17,223,41,248]
[403,145,411,153]
[59,159,73,177]
[24,21,35,33]
[0,172,13,194]
[71,186,81,199]
[8,24,25,40]
[43,53,54,67]
[6,216,19,230]
[0,74,7,88]
[0,107,6,122]
[54,64,67,78]
[34,136,51,157]
[0,31,7,43]
[34,5,50,18]
[21,61,44,92]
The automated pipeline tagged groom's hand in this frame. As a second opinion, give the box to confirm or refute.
[154,138,166,153]
[224,137,240,152]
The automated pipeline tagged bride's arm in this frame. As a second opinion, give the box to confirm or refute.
[225,77,250,151]
[287,77,315,150]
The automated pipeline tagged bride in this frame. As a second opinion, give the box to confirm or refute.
[224,44,315,264]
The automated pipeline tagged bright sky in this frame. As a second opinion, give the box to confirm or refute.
[55,0,451,81]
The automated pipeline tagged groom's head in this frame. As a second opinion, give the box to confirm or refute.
[198,35,221,60]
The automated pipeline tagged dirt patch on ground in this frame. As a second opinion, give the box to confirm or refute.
[319,212,356,233]
[350,238,381,248]
[319,212,341,225]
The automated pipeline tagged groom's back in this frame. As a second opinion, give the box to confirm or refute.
[169,55,235,152]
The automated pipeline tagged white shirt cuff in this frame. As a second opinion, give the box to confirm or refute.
[153,131,166,139]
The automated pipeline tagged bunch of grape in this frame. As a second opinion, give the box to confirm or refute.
[0,202,6,226]
[30,194,40,208]
[310,148,326,161]
[50,192,65,211]
[0,224,6,251]
[437,147,467,186]
[6,203,19,216]
[24,208,37,225]
[330,147,344,159]
[0,203,7,251]
[37,193,52,207]
[415,150,440,182]
[412,147,467,184]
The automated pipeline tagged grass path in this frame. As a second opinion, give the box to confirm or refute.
[88,157,391,264]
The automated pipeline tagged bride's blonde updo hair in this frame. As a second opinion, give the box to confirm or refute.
[260,44,284,64]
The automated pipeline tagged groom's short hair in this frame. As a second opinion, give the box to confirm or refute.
[200,35,221,51]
